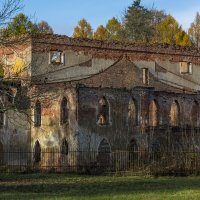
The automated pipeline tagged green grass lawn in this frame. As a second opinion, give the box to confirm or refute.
[0,173,200,200]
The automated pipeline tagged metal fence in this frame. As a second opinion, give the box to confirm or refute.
[0,150,200,175]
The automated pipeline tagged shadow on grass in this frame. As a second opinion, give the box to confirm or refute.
[0,173,200,199]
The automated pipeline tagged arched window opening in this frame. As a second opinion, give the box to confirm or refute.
[98,139,111,153]
[172,141,183,153]
[191,101,199,127]
[128,139,138,152]
[128,99,137,126]
[97,139,111,168]
[34,101,41,127]
[61,139,69,155]
[170,101,180,127]
[0,142,3,165]
[34,140,41,163]
[151,139,162,159]
[149,100,159,127]
[60,97,68,124]
[0,103,4,128]
[128,139,138,166]
[97,97,109,125]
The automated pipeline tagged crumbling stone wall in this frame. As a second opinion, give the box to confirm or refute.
[77,86,200,153]
[1,34,200,168]
[76,59,185,93]
[29,84,79,166]
[31,34,200,93]
[0,90,30,166]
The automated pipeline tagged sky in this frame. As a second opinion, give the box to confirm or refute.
[22,0,200,36]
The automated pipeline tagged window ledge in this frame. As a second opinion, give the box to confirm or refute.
[97,122,112,127]
[48,63,65,67]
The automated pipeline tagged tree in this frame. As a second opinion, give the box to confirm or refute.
[37,20,54,34]
[0,0,21,27]
[3,13,38,36]
[151,9,167,26]
[93,25,108,40]
[123,0,154,42]
[0,0,22,77]
[105,17,123,41]
[73,18,92,39]
[188,12,200,48]
[122,0,168,43]
[93,18,124,41]
[154,15,191,46]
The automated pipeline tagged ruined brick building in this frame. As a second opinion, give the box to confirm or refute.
[0,34,200,167]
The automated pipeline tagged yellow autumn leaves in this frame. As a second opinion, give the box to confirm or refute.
[0,57,26,78]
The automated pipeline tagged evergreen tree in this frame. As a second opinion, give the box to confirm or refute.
[3,13,38,36]
[123,0,154,42]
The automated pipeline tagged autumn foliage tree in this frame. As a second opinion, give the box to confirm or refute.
[188,12,200,48]
[154,15,191,46]
[122,0,191,46]
[93,18,123,41]
[73,18,93,39]
[0,0,23,76]
[106,17,123,41]
[37,20,54,34]
[93,25,108,40]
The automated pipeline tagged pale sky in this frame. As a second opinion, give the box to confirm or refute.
[22,0,200,36]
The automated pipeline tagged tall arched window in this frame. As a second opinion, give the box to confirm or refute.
[170,100,180,126]
[61,139,69,155]
[97,97,109,125]
[128,139,138,152]
[128,139,138,165]
[60,97,68,124]
[149,100,159,127]
[0,141,3,165]
[34,140,41,163]
[98,139,111,153]
[0,103,4,128]
[128,99,137,126]
[34,101,41,127]
[191,101,199,127]
[97,139,111,168]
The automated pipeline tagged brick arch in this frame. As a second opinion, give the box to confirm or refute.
[128,98,138,126]
[34,101,41,127]
[97,139,111,168]
[128,139,138,151]
[60,97,68,125]
[0,102,4,128]
[0,141,3,165]
[61,138,69,155]
[128,139,139,167]
[191,101,199,127]
[34,140,41,163]
[149,99,159,127]
[170,100,180,126]
[97,96,110,125]
[98,139,111,153]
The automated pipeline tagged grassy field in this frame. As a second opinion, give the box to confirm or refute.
[0,173,200,200]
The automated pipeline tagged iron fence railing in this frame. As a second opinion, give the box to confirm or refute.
[0,150,200,175]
